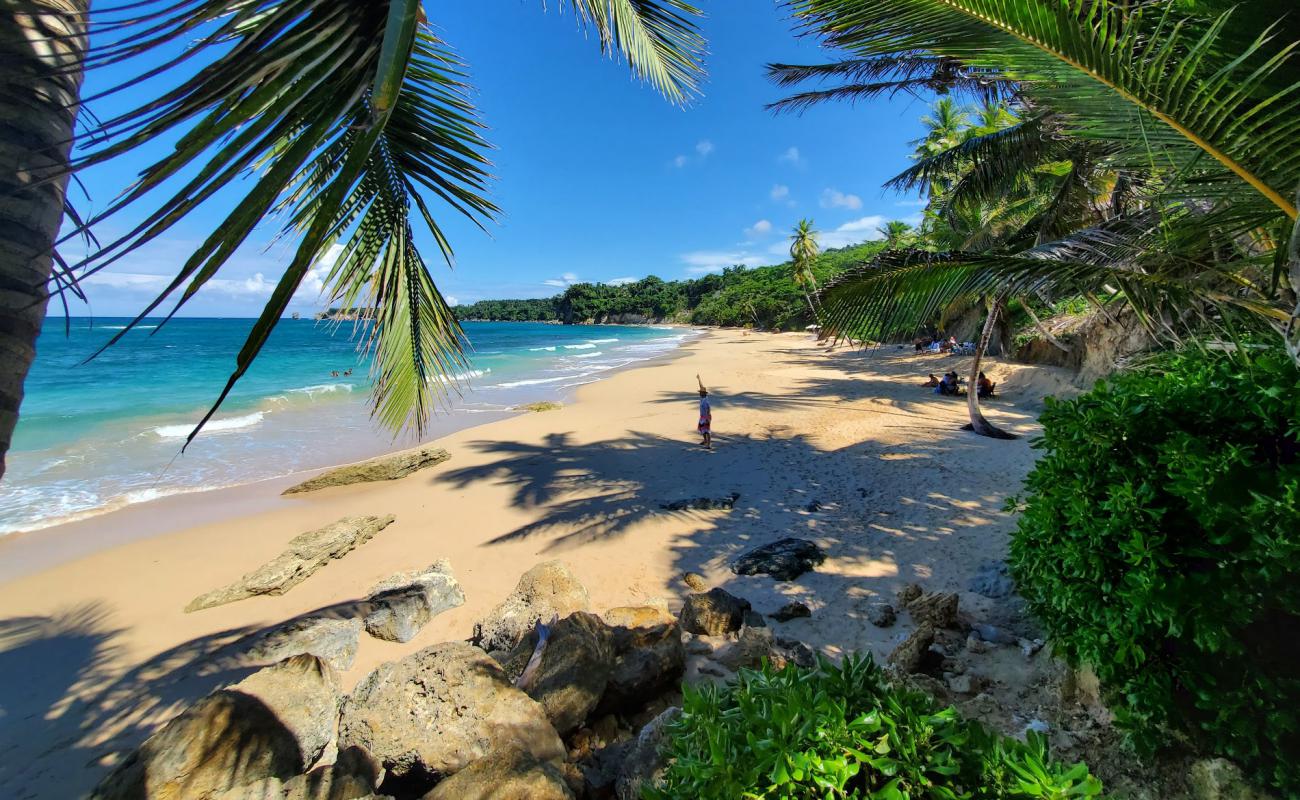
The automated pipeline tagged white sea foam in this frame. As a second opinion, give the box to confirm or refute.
[152,411,265,438]
[563,343,597,350]
[101,324,158,330]
[569,352,602,358]
[288,382,355,398]
[451,368,490,381]
[490,375,578,389]
[528,346,558,352]
[587,338,619,344]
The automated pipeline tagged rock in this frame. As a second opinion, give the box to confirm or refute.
[423,746,573,800]
[679,588,751,636]
[769,601,811,622]
[246,616,363,672]
[966,633,992,654]
[92,655,342,800]
[713,624,775,671]
[743,610,767,628]
[615,707,680,800]
[887,623,936,674]
[476,561,591,653]
[896,583,923,607]
[866,603,897,628]
[804,500,822,512]
[1188,758,1277,800]
[211,744,384,800]
[969,622,1018,645]
[363,560,465,643]
[1018,637,1045,658]
[731,538,826,581]
[945,674,981,695]
[660,492,740,511]
[512,612,615,736]
[338,642,564,785]
[772,636,817,670]
[186,516,395,612]
[682,572,707,591]
[516,401,562,413]
[683,636,713,656]
[907,591,959,628]
[601,606,685,712]
[967,560,1015,599]
[283,446,450,494]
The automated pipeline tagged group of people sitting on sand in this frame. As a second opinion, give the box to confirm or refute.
[923,371,996,398]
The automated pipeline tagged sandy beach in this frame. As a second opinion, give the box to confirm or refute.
[0,328,1077,798]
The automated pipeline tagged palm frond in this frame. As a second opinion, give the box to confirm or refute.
[766,55,1009,112]
[885,113,1062,196]
[560,0,705,103]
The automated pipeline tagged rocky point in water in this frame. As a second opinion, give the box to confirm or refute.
[282,445,450,494]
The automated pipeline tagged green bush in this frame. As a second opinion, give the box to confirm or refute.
[1008,347,1300,796]
[648,654,1102,799]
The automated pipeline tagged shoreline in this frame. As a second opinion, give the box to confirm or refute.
[0,329,1079,799]
[0,323,703,557]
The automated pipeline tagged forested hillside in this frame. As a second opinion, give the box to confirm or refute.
[453,241,886,329]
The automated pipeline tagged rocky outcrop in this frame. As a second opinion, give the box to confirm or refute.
[185,516,395,612]
[363,560,464,643]
[92,655,342,800]
[615,707,680,800]
[423,746,574,800]
[338,642,564,784]
[210,744,384,800]
[731,537,826,581]
[660,493,740,511]
[712,623,775,671]
[510,612,616,736]
[246,616,363,672]
[770,601,811,622]
[907,592,959,628]
[679,588,751,636]
[283,446,450,495]
[475,561,591,653]
[601,605,685,711]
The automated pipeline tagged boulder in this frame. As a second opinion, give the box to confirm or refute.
[186,516,395,612]
[771,637,817,670]
[283,446,450,494]
[907,591,959,628]
[896,583,923,607]
[338,642,564,783]
[210,744,384,800]
[363,560,465,643]
[600,606,685,711]
[769,601,811,622]
[679,588,751,636]
[887,624,936,674]
[422,747,573,800]
[660,493,740,511]
[92,655,341,800]
[476,561,591,653]
[713,623,775,671]
[682,572,707,591]
[246,616,363,672]
[510,612,615,736]
[731,538,826,581]
[1188,758,1277,800]
[967,560,1015,599]
[615,707,680,800]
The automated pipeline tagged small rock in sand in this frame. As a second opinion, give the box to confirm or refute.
[363,559,464,643]
[966,633,992,654]
[682,572,707,591]
[660,493,740,511]
[282,445,450,494]
[769,601,812,622]
[731,538,826,581]
[679,588,751,636]
[887,623,936,674]
[866,603,897,628]
[896,583,923,607]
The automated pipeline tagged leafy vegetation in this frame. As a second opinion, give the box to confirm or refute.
[649,654,1103,799]
[1008,347,1300,796]
[453,241,888,329]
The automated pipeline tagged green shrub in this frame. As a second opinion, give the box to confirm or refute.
[648,654,1102,799]
[1008,347,1300,796]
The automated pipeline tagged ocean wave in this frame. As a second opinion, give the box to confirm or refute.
[569,352,602,359]
[101,324,158,330]
[451,368,490,381]
[490,375,579,389]
[153,411,265,438]
[563,343,597,350]
[528,346,558,352]
[288,382,355,397]
[587,338,619,344]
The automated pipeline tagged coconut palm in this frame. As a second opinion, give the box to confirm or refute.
[779,0,1300,436]
[877,220,914,249]
[0,0,705,480]
[789,218,821,318]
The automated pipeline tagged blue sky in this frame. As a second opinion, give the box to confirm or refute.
[69,2,931,317]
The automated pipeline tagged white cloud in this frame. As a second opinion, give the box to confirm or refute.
[820,188,863,210]
[770,184,790,201]
[672,154,689,168]
[778,146,803,166]
[818,215,890,248]
[896,198,928,207]
[680,250,765,275]
[606,276,638,286]
[444,295,459,306]
[543,271,580,288]
[744,219,772,237]
[695,139,714,157]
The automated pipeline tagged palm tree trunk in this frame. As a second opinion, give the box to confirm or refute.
[964,296,1016,440]
[1020,296,1072,353]
[0,0,87,480]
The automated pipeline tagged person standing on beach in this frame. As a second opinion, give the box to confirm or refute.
[696,376,712,449]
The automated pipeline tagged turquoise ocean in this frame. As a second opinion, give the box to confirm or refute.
[4,319,695,534]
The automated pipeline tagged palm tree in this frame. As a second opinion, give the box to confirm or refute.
[789,218,821,319]
[877,220,914,249]
[0,0,706,480]
[779,0,1300,436]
